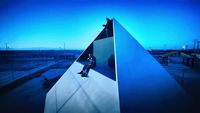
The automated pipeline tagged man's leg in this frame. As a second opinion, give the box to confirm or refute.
[82,65,91,77]
[78,65,88,74]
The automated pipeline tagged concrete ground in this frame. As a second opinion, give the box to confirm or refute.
[0,61,71,113]
[0,61,56,87]
[162,57,200,112]
[0,75,47,113]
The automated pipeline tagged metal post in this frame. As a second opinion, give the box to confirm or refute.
[193,40,196,51]
[197,41,200,53]
[181,69,185,86]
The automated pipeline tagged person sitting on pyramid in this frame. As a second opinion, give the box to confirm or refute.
[78,53,96,77]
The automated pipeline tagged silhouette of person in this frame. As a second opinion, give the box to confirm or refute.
[78,53,96,77]
[103,18,112,37]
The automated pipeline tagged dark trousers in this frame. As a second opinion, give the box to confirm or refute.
[81,64,92,76]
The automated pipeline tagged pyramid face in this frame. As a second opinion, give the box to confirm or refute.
[44,19,120,113]
[113,19,189,112]
[44,19,189,113]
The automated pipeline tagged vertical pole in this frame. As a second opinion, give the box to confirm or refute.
[183,57,185,64]
[192,58,194,67]
[5,43,8,50]
[11,63,14,80]
[181,69,185,86]
[197,41,200,53]
[193,40,196,52]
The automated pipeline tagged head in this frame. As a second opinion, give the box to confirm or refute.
[106,18,110,21]
[88,53,92,57]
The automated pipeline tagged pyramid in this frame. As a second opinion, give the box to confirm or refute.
[44,19,189,113]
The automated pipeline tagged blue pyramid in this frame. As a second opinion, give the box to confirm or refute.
[44,19,189,113]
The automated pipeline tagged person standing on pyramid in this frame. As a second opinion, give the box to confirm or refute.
[103,18,112,37]
[78,53,96,77]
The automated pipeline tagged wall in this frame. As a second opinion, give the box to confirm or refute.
[93,37,114,67]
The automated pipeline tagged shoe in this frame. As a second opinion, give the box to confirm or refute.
[78,71,83,74]
[81,73,88,77]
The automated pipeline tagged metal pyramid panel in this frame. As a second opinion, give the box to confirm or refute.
[44,61,120,113]
[113,19,189,113]
[44,18,191,113]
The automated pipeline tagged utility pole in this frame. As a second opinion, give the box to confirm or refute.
[64,43,66,50]
[197,41,200,53]
[193,39,196,51]
[5,43,8,50]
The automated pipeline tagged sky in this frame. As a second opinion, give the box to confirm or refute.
[0,0,200,50]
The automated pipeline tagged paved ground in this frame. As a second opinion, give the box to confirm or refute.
[0,61,56,87]
[162,58,200,112]
[0,75,47,113]
[0,61,71,113]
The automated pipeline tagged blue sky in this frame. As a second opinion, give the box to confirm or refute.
[0,0,200,50]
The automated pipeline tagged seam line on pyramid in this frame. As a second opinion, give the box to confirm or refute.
[55,85,58,113]
[56,70,82,113]
[112,18,121,113]
[56,70,89,113]
[69,69,101,113]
